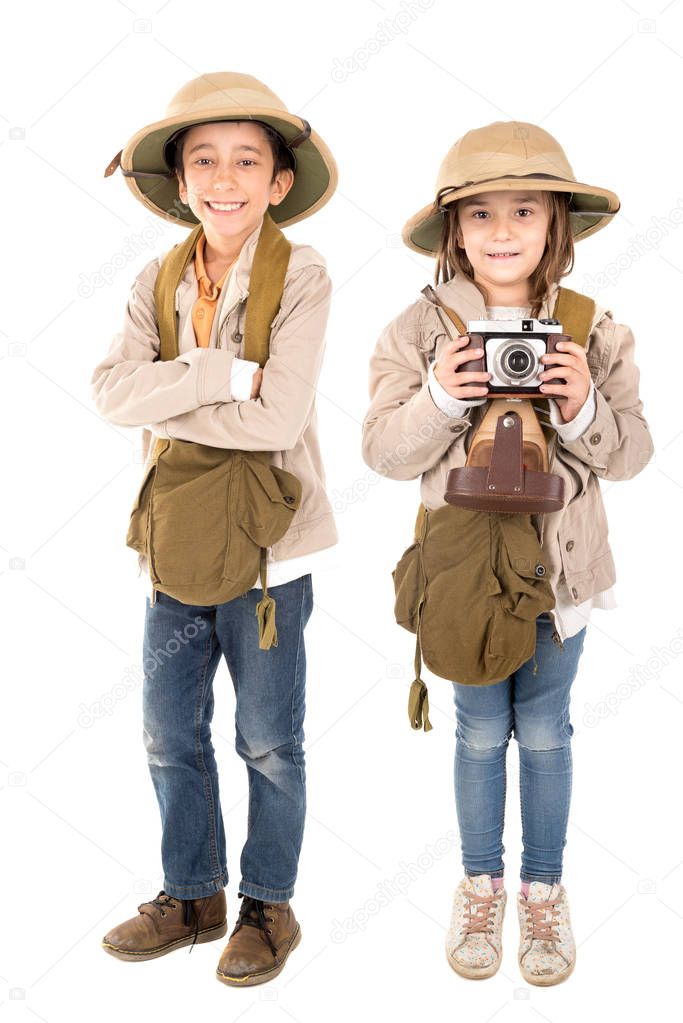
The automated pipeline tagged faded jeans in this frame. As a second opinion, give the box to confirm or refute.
[452,613,587,884]
[141,574,313,902]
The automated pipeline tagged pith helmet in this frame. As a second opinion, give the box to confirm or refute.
[104,71,338,229]
[402,120,620,256]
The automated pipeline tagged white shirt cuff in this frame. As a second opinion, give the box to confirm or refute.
[427,359,485,418]
[229,357,260,401]
[548,382,597,443]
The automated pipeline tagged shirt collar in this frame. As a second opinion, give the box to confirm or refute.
[194,232,234,297]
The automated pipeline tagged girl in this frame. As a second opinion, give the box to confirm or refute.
[362,121,652,986]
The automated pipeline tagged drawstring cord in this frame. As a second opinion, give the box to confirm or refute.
[408,597,432,732]
[255,547,278,650]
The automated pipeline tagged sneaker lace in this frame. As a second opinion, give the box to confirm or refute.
[146,891,201,952]
[231,894,278,957]
[463,891,500,936]
[526,896,561,942]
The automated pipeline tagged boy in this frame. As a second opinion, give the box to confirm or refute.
[92,72,338,987]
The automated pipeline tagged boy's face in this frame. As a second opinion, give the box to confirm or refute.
[455,190,550,298]
[176,120,294,251]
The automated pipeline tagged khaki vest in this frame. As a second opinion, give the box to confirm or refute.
[126,213,301,650]
[393,286,595,731]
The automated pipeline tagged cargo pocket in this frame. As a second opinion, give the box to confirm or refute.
[391,541,422,634]
[237,457,302,549]
[487,515,554,663]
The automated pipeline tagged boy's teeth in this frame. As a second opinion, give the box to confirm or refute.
[207,201,245,210]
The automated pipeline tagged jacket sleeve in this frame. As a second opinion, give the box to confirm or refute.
[556,315,653,480]
[361,304,472,481]
[146,265,331,452]
[90,257,237,427]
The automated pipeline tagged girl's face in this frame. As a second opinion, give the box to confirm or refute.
[455,190,550,304]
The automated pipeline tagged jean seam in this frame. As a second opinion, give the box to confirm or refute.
[194,623,222,881]
[287,576,307,879]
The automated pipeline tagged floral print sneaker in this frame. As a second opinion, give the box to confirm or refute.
[445,874,507,979]
[517,881,575,986]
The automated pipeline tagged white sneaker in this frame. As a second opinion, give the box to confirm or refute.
[517,881,575,986]
[445,874,507,979]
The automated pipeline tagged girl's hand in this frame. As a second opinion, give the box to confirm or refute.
[539,341,592,423]
[433,336,491,399]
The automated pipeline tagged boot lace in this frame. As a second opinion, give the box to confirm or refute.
[231,894,278,957]
[143,891,201,952]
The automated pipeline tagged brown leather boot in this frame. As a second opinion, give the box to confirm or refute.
[216,894,301,986]
[102,889,227,961]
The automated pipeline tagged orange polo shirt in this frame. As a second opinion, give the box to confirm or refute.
[192,234,236,348]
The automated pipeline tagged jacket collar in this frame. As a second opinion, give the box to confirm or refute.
[174,218,265,326]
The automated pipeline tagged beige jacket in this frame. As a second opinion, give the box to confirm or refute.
[362,274,653,610]
[91,219,338,568]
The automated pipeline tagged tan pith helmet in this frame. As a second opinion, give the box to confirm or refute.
[402,120,620,256]
[104,71,338,229]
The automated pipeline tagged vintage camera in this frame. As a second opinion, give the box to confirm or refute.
[459,318,571,397]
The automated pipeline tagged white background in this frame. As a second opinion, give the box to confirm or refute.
[2,0,682,1019]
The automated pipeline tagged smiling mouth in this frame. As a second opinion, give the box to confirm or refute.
[205,200,247,212]
[487,251,519,258]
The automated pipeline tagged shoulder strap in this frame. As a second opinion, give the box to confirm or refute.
[551,286,595,350]
[152,211,292,367]
[422,283,595,348]
[154,223,203,361]
[242,212,292,367]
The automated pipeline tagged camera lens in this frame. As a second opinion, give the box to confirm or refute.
[502,346,532,378]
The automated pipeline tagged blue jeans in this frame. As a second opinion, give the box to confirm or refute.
[452,614,586,884]
[141,574,313,903]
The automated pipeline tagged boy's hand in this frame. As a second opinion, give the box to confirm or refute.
[539,341,592,423]
[250,367,263,399]
[433,336,491,399]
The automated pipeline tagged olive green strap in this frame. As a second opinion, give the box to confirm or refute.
[255,547,278,650]
[243,212,292,368]
[155,223,204,361]
[408,596,432,731]
[407,502,432,732]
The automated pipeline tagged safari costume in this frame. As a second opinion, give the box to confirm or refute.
[93,72,337,987]
[362,121,653,984]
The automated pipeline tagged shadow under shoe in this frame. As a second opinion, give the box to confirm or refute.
[102,889,227,961]
[216,893,301,987]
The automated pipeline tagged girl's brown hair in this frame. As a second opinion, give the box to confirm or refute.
[434,191,575,318]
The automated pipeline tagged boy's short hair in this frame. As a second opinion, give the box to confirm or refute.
[170,119,295,186]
